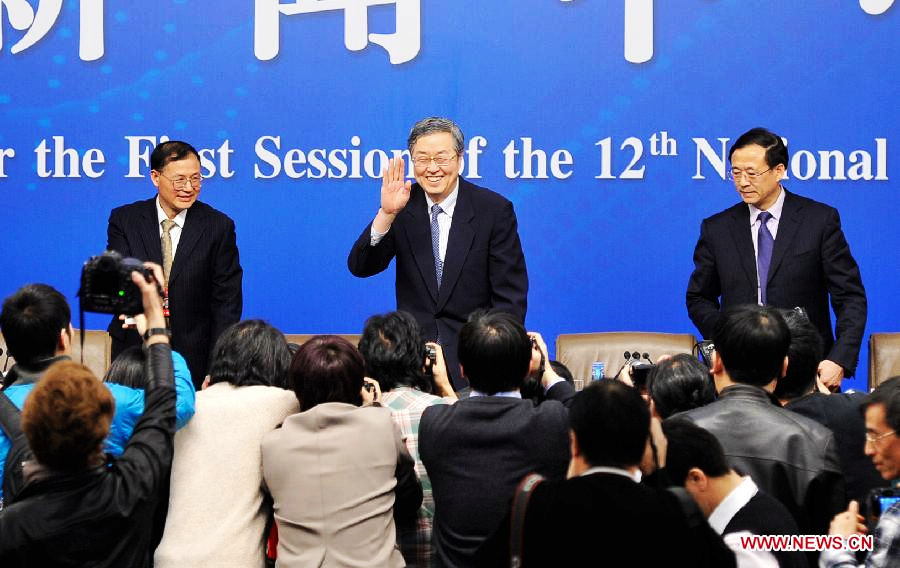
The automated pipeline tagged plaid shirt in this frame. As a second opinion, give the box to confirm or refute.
[820,500,900,567]
[382,387,454,568]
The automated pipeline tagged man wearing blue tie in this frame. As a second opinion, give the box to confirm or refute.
[686,128,867,391]
[348,117,529,390]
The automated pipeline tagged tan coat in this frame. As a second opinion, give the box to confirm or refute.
[262,403,419,568]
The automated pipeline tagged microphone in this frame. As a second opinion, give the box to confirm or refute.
[642,352,653,364]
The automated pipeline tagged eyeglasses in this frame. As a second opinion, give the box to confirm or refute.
[865,430,896,446]
[158,172,203,190]
[412,154,458,168]
[727,167,772,182]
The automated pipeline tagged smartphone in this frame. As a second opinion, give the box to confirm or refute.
[867,487,900,528]
[591,361,605,381]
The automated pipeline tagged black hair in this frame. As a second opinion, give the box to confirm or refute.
[862,376,900,433]
[774,308,824,400]
[207,320,291,388]
[647,354,716,419]
[457,310,531,394]
[570,380,649,469]
[150,140,201,172]
[289,335,365,411]
[104,345,147,389]
[662,419,731,486]
[0,284,70,366]
[713,305,790,387]
[550,360,574,384]
[728,127,789,169]
[358,311,431,392]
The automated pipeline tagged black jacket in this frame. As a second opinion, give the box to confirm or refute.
[108,198,243,388]
[686,190,866,374]
[348,179,528,389]
[673,384,846,535]
[0,344,175,567]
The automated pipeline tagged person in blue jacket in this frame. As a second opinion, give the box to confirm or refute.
[0,282,195,500]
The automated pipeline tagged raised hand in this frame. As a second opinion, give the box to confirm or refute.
[380,157,412,215]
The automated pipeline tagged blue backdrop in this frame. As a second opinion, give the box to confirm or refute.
[1,0,896,390]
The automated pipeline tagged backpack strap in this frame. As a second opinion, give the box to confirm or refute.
[509,473,544,568]
[0,391,27,509]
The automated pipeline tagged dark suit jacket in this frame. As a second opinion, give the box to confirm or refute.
[348,179,528,389]
[724,490,807,568]
[786,392,886,504]
[419,384,572,568]
[107,198,242,387]
[686,189,866,374]
[516,473,735,568]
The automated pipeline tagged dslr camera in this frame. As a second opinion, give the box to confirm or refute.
[79,250,159,316]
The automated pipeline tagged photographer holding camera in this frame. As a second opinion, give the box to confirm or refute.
[0,264,177,567]
[0,267,195,505]
[357,310,456,567]
[822,377,900,568]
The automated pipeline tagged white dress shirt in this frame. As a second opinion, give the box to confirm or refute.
[710,477,779,568]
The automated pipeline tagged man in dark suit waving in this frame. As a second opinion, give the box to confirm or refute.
[686,127,866,390]
[107,141,242,388]
[348,117,528,390]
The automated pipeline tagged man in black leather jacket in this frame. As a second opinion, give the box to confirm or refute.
[0,265,174,568]
[671,305,846,538]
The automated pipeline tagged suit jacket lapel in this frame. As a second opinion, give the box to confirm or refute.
[766,189,802,285]
[402,188,439,303]
[437,181,475,311]
[138,199,164,265]
[168,205,205,286]
[727,203,758,288]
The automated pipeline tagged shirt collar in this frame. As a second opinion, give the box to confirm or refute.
[156,196,188,228]
[580,466,642,483]
[469,389,522,399]
[424,179,460,217]
[708,476,759,534]
[748,185,785,224]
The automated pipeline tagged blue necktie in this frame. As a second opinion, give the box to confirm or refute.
[431,204,443,288]
[757,211,774,305]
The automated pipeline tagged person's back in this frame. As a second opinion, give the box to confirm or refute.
[786,392,884,503]
[418,312,571,567]
[421,394,570,565]
[681,385,843,532]
[774,307,884,505]
[261,335,421,568]
[518,380,734,568]
[676,305,845,535]
[155,320,297,568]
[521,472,706,567]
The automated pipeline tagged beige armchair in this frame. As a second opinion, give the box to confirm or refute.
[555,332,698,382]
[868,333,900,390]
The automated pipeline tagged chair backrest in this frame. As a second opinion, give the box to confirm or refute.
[555,332,698,382]
[868,333,900,390]
[0,330,110,383]
[283,334,362,349]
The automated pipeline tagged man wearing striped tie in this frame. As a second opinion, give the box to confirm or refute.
[686,127,866,392]
[107,141,242,389]
[349,117,529,391]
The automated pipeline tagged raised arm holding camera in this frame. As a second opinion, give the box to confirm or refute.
[0,264,177,567]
